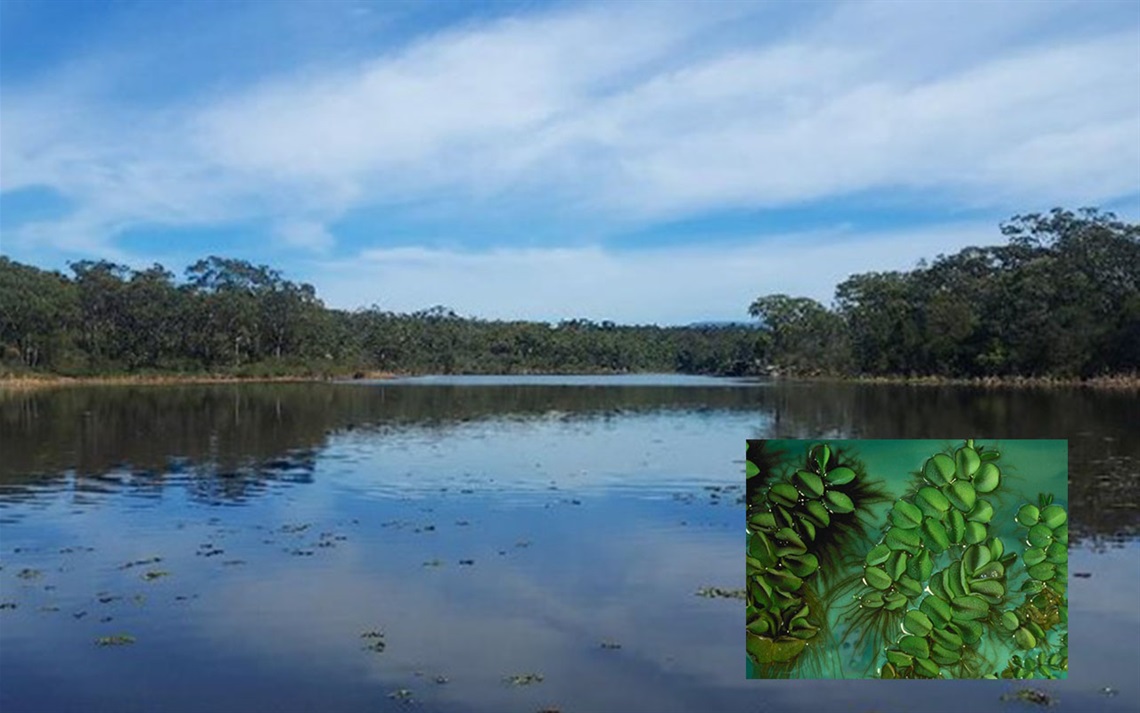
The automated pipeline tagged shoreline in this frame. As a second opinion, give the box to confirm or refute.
[795,373,1140,390]
[2,370,1138,391]
[0,371,399,391]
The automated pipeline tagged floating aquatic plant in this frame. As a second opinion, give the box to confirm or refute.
[749,438,1067,680]
[746,441,888,677]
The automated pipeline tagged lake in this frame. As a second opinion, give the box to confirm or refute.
[0,376,1136,712]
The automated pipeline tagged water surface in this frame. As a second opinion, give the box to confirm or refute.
[0,377,1136,712]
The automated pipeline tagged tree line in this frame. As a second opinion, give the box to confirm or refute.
[1,207,1136,379]
[749,208,1138,378]
[0,256,758,377]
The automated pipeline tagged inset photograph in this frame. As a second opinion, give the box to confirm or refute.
[746,439,1068,680]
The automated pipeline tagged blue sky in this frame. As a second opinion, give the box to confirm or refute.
[1,0,1138,325]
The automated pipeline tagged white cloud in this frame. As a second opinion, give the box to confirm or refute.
[309,222,996,324]
[0,0,1137,259]
[276,219,335,253]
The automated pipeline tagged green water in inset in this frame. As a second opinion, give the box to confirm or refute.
[747,438,1068,680]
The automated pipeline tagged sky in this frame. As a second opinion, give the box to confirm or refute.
[1,0,1138,325]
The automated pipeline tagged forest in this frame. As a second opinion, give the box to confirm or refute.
[1,208,1137,380]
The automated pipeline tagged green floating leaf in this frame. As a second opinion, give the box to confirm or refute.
[861,592,884,609]
[1016,504,1040,527]
[1054,524,1069,545]
[812,444,831,473]
[1001,611,1020,632]
[946,480,977,513]
[946,510,966,544]
[864,566,892,591]
[1040,505,1067,530]
[883,591,908,611]
[955,446,981,479]
[963,544,991,574]
[798,518,816,542]
[765,568,804,592]
[972,561,1004,580]
[908,549,934,583]
[973,462,1001,493]
[1045,541,1068,565]
[951,595,989,621]
[979,449,1001,462]
[969,579,1004,599]
[923,454,956,486]
[1028,523,1054,549]
[967,499,994,524]
[930,627,962,650]
[881,662,898,679]
[899,635,929,659]
[921,595,952,627]
[803,500,831,528]
[774,527,807,554]
[896,575,923,599]
[964,521,987,545]
[886,650,913,668]
[904,610,933,638]
[951,619,983,645]
[1023,547,1047,567]
[888,551,908,582]
[890,501,924,530]
[931,643,961,666]
[768,483,800,508]
[866,543,892,566]
[825,489,855,514]
[1014,627,1037,650]
[944,561,966,599]
[885,526,921,554]
[1027,562,1056,581]
[923,517,950,553]
[989,536,1005,560]
[747,633,807,664]
[929,570,948,600]
[913,656,940,678]
[746,460,760,479]
[750,512,777,530]
[824,466,856,486]
[794,470,825,499]
[784,553,819,578]
[916,487,951,518]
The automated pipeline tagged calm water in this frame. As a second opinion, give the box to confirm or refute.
[0,376,1136,713]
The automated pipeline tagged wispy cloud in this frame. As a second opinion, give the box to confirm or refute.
[310,222,996,324]
[1,0,1137,312]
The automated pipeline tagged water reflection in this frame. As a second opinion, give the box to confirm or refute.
[0,378,1137,713]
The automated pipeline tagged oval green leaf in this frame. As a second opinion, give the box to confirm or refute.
[1028,523,1054,548]
[825,489,854,514]
[794,470,825,499]
[899,635,929,659]
[904,610,934,638]
[955,446,980,479]
[973,462,1001,493]
[864,566,892,590]
[865,543,891,566]
[1040,504,1067,530]
[890,500,924,530]
[946,510,966,544]
[946,480,977,512]
[1014,627,1037,650]
[924,454,955,486]
[1016,504,1040,527]
[923,517,950,553]
[885,526,921,554]
[916,486,951,518]
[967,499,994,524]
[964,521,987,545]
